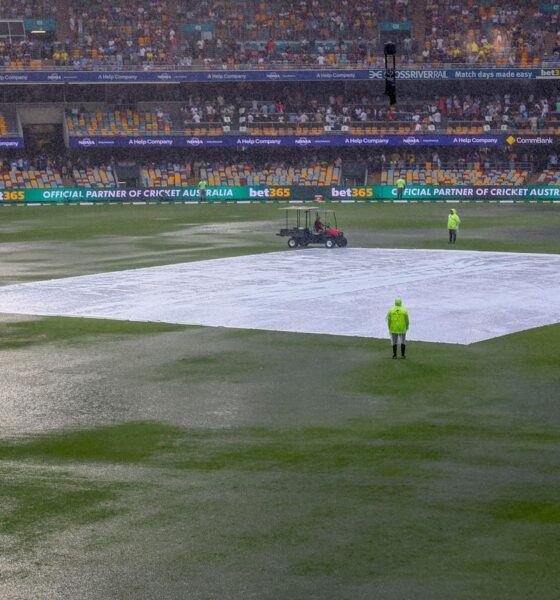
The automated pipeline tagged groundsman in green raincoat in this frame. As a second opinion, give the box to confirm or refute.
[448,208,461,244]
[387,298,409,359]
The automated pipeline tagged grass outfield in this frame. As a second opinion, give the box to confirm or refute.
[0,203,559,599]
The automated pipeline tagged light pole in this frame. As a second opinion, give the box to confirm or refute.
[384,41,397,106]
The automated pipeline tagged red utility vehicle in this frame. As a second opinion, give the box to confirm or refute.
[277,207,348,248]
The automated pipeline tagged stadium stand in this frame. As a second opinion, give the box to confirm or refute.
[180,98,236,134]
[66,107,174,137]
[0,1,56,18]
[67,1,175,67]
[64,94,560,138]
[178,0,411,42]
[140,160,342,188]
[0,150,549,189]
[0,158,63,189]
[242,93,560,135]
[0,0,557,67]
[536,169,560,185]
[0,2,558,194]
[174,0,411,67]
[382,166,530,186]
[422,0,558,65]
[0,108,21,138]
[0,114,12,138]
[199,162,341,186]
[141,162,193,187]
[72,164,118,188]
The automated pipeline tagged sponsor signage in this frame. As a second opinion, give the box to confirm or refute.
[68,134,558,148]
[0,138,24,149]
[325,186,560,200]
[1,185,559,204]
[24,18,56,32]
[536,68,560,79]
[0,187,291,202]
[181,23,215,32]
[505,135,555,145]
[367,68,537,80]
[379,22,412,31]
[374,186,560,199]
[0,67,556,85]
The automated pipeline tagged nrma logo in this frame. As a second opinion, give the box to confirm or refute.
[78,138,96,146]
[403,136,421,145]
[47,73,63,81]
[295,137,313,146]
[186,138,204,146]
[266,72,281,79]
[157,73,172,81]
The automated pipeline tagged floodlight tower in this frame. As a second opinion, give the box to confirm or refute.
[384,41,397,106]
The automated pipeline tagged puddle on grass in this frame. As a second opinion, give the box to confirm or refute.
[0,326,376,437]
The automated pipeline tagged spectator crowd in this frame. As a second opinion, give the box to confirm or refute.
[1,149,558,189]
[0,0,558,68]
[61,92,560,138]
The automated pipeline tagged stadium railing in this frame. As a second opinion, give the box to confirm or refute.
[245,121,560,136]
[63,108,560,139]
[0,60,557,71]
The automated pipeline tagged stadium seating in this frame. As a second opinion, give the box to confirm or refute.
[141,162,193,187]
[67,1,174,66]
[0,156,548,190]
[178,0,411,42]
[0,165,63,189]
[66,109,173,137]
[0,2,557,196]
[199,162,341,186]
[422,0,557,65]
[536,170,560,185]
[0,0,557,67]
[382,166,530,186]
[0,1,55,18]
[65,94,560,139]
[72,165,117,188]
[0,109,21,138]
[0,115,9,138]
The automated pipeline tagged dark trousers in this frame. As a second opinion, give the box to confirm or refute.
[449,229,457,243]
[392,344,406,358]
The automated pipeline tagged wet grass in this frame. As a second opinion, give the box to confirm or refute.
[0,204,559,598]
[160,351,265,380]
[0,422,182,464]
[0,203,558,255]
[0,316,186,349]
[1,405,559,598]
[0,479,121,540]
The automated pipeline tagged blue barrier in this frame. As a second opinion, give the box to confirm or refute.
[0,67,557,85]
[68,134,556,148]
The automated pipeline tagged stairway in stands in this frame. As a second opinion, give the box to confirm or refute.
[54,0,179,46]
[56,0,70,41]
[167,0,178,23]
[412,1,427,54]
[544,31,558,59]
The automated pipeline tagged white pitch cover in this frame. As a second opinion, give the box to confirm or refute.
[0,248,557,345]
